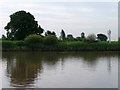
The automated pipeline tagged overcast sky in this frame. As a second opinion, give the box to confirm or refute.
[0,0,118,40]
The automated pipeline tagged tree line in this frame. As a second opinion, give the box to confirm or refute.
[2,10,109,42]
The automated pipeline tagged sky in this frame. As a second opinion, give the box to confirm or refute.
[0,0,118,40]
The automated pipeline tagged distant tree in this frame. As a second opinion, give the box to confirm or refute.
[52,31,56,36]
[60,29,66,40]
[87,34,96,41]
[4,10,44,40]
[45,30,56,36]
[81,32,85,38]
[76,37,82,41]
[67,34,74,39]
[2,35,7,40]
[97,34,108,41]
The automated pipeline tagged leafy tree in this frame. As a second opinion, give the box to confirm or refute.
[66,34,74,41]
[76,37,82,41]
[4,10,44,40]
[60,29,66,40]
[97,34,108,41]
[87,34,96,41]
[2,35,7,40]
[45,30,56,36]
[81,32,85,38]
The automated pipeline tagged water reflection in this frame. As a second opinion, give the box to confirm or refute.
[2,51,119,88]
[3,52,43,87]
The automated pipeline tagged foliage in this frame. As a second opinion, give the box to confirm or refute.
[2,35,7,40]
[97,34,108,41]
[24,34,43,44]
[87,34,96,41]
[4,10,44,40]
[1,40,120,51]
[45,30,56,36]
[2,40,15,49]
[14,40,25,46]
[57,41,120,51]
[66,34,74,40]
[60,29,66,40]
[76,37,82,41]
[81,32,85,38]
[44,35,58,45]
[2,40,25,51]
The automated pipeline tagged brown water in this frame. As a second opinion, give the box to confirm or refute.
[1,51,119,88]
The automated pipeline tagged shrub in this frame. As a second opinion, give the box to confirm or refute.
[87,34,96,41]
[44,35,58,45]
[24,34,43,44]
[24,34,43,49]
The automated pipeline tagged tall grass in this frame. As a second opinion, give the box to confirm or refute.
[1,40,120,51]
[56,41,120,51]
[2,40,25,51]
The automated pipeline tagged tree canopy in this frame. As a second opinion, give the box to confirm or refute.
[97,34,108,41]
[45,30,56,36]
[81,32,85,38]
[87,34,96,41]
[4,10,44,40]
[60,29,66,40]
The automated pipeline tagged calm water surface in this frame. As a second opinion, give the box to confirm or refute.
[1,51,119,88]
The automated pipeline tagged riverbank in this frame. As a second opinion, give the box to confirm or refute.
[1,40,120,51]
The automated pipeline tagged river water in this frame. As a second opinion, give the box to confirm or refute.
[1,51,119,88]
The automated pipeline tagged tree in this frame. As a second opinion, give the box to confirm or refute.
[67,34,74,39]
[87,34,96,41]
[4,10,44,40]
[45,30,56,36]
[2,35,7,40]
[60,29,66,40]
[81,32,85,38]
[97,34,108,41]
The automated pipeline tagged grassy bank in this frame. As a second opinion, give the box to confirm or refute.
[1,40,120,51]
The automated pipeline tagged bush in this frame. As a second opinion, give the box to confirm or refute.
[87,34,96,41]
[44,35,58,45]
[24,34,43,49]
[24,34,43,44]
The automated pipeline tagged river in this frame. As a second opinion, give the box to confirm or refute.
[1,51,119,88]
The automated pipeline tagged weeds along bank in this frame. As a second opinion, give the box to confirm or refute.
[1,40,120,51]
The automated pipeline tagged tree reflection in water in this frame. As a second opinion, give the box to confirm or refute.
[2,51,119,87]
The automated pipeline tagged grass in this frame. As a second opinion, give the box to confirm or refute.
[1,40,120,51]
[56,41,120,51]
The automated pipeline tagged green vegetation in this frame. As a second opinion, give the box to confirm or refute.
[1,40,120,51]
[97,34,108,41]
[4,10,44,40]
[60,29,66,40]
[44,35,58,45]
[25,34,43,44]
[1,10,120,51]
